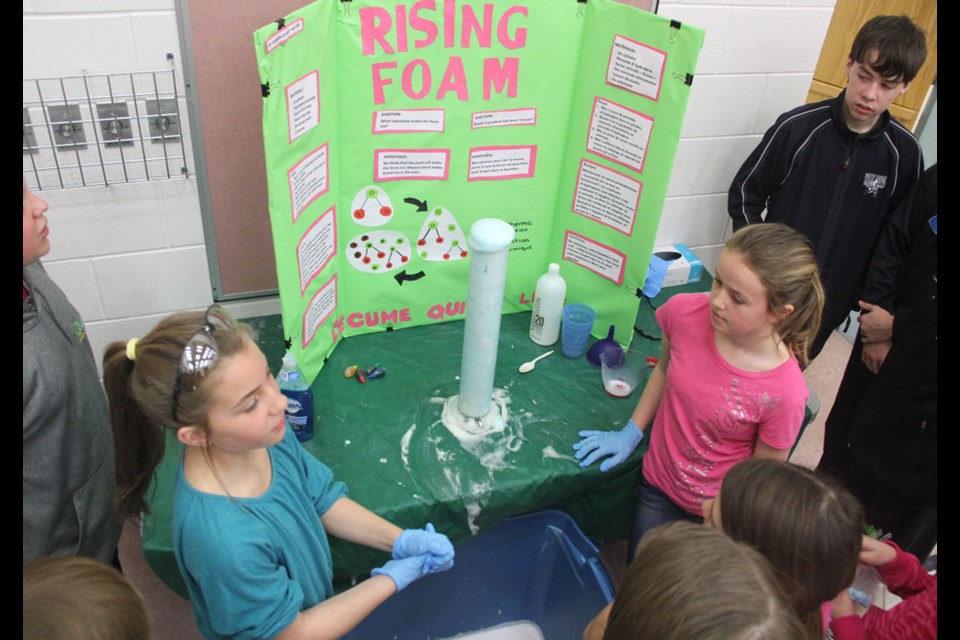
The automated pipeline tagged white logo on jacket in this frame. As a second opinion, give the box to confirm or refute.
[862,173,887,197]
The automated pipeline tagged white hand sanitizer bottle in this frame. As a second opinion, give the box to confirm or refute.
[529,263,566,345]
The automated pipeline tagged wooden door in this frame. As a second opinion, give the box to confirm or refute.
[806,0,937,131]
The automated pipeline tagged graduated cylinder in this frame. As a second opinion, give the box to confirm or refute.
[458,218,515,418]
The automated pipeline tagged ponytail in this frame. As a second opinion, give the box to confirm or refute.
[103,342,167,518]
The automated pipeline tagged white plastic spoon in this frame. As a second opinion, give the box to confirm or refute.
[519,350,555,373]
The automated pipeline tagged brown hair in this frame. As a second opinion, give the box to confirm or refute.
[850,15,927,84]
[724,223,824,368]
[718,459,864,639]
[603,522,804,640]
[23,556,150,640]
[103,310,252,518]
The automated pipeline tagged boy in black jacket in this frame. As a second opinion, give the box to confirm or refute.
[728,15,927,359]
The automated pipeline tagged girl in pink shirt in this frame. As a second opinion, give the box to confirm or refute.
[574,224,824,549]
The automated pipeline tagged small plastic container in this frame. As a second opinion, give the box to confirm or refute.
[342,510,614,640]
[600,348,647,398]
[560,304,596,358]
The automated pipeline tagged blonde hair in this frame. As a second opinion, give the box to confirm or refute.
[102,310,253,518]
[724,223,824,368]
[603,522,804,640]
[23,556,150,640]
[719,459,864,639]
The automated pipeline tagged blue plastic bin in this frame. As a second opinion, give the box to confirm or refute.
[343,510,615,640]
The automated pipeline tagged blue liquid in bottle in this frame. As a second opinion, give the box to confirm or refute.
[277,352,314,442]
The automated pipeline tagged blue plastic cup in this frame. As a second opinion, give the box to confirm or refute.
[561,303,596,358]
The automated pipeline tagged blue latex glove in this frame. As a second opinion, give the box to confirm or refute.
[392,523,455,573]
[371,555,430,592]
[642,255,670,298]
[573,419,644,472]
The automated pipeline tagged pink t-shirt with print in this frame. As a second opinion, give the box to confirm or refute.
[641,293,807,514]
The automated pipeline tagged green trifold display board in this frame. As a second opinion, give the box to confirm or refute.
[254,0,703,381]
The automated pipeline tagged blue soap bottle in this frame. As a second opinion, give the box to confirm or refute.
[277,352,314,442]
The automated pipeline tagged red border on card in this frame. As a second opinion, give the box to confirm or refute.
[288,143,329,223]
[470,107,538,130]
[571,159,642,236]
[371,109,446,134]
[374,149,451,181]
[605,34,667,102]
[266,18,304,53]
[562,230,627,285]
[286,70,320,144]
[303,274,337,348]
[586,97,654,174]
[297,206,336,295]
[467,145,538,181]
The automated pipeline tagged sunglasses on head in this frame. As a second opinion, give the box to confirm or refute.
[170,304,238,423]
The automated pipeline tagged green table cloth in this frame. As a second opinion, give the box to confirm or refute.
[142,281,710,596]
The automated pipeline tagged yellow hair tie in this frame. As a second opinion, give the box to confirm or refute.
[126,338,139,361]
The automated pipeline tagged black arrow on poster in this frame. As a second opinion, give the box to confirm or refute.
[394,270,426,286]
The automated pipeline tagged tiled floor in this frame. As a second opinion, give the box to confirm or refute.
[121,333,856,638]
[120,523,201,638]
[791,331,855,471]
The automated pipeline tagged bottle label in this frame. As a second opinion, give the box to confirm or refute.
[530,298,544,336]
[281,388,314,441]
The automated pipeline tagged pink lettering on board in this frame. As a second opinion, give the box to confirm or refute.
[410,0,439,48]
[395,4,409,52]
[371,62,398,105]
[443,0,456,48]
[437,56,468,100]
[359,7,394,55]
[402,59,433,100]
[346,309,414,328]
[498,6,528,49]
[347,312,365,329]
[483,57,518,100]
[330,316,345,344]
[461,4,494,48]
[427,301,466,320]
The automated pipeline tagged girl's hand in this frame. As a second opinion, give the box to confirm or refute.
[371,555,432,592]
[393,523,455,573]
[830,589,856,619]
[573,420,644,472]
[859,535,897,567]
